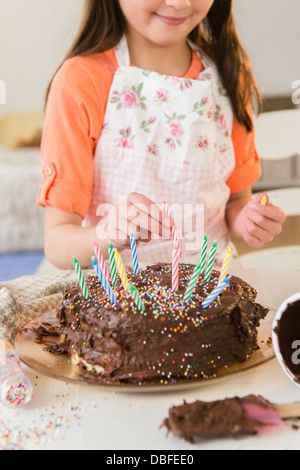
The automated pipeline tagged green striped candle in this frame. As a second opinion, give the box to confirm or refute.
[200,234,208,273]
[183,262,202,302]
[130,285,146,313]
[204,241,217,284]
[109,243,117,287]
[73,257,89,299]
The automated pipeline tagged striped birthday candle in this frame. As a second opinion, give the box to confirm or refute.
[73,257,89,299]
[130,285,146,313]
[93,240,109,281]
[218,246,232,285]
[183,262,202,302]
[260,194,268,206]
[92,257,117,304]
[162,200,182,257]
[130,231,139,274]
[200,233,208,273]
[201,276,231,309]
[114,249,130,293]
[109,243,118,287]
[204,241,217,284]
[172,241,180,292]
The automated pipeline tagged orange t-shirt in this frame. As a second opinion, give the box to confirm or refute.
[37,49,261,218]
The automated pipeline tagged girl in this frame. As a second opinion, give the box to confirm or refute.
[38,0,286,270]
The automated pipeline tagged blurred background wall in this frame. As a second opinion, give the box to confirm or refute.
[0,0,82,115]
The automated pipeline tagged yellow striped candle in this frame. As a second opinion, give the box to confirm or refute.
[218,246,232,285]
[114,249,130,293]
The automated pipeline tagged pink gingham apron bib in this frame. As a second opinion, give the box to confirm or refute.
[84,37,239,270]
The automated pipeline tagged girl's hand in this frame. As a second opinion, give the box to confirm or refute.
[235,193,287,248]
[107,192,173,249]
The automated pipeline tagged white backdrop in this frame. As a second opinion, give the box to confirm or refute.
[0,0,299,114]
[0,0,82,114]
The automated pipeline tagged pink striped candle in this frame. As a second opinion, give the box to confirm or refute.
[93,240,109,281]
[172,241,180,292]
[162,201,182,257]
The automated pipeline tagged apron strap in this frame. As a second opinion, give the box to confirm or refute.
[114,36,131,67]
[186,38,215,70]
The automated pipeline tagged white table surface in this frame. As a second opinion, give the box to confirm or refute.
[2,268,300,451]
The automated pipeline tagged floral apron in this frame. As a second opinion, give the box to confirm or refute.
[84,36,239,270]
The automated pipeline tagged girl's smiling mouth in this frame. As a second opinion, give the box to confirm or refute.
[153,13,188,26]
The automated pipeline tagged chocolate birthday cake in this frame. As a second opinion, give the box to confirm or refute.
[48,264,269,385]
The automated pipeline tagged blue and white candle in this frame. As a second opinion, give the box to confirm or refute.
[201,276,231,309]
[130,231,139,274]
[92,257,117,304]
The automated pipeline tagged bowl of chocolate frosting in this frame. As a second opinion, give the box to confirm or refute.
[273,293,300,387]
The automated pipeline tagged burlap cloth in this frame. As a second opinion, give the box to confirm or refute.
[0,270,94,343]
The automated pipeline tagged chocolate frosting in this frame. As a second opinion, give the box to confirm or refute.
[162,395,275,442]
[47,264,268,385]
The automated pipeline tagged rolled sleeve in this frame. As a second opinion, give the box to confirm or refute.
[226,113,262,194]
[38,167,92,217]
[226,148,262,194]
[37,55,111,218]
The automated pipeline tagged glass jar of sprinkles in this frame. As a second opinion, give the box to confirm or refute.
[0,340,33,407]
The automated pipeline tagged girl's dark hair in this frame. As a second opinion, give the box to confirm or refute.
[46,0,261,131]
[193,0,262,131]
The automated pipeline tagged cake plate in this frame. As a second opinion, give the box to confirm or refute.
[14,308,275,393]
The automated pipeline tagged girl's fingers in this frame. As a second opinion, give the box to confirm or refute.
[108,215,130,246]
[248,207,284,237]
[244,219,275,247]
[127,193,171,225]
[109,193,173,245]
[127,209,171,241]
[252,194,287,224]
[127,193,173,239]
[253,204,286,224]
